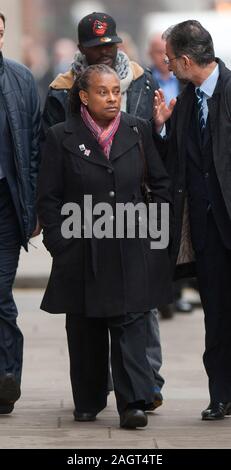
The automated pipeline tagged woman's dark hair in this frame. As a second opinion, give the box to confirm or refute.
[0,12,6,27]
[69,64,119,114]
[163,20,215,67]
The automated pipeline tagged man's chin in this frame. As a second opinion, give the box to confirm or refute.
[99,59,114,67]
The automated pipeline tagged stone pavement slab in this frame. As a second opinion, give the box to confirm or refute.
[0,289,230,449]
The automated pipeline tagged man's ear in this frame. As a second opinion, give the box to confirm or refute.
[182,55,191,68]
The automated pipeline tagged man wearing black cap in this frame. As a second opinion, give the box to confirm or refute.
[43,12,159,130]
[42,12,164,411]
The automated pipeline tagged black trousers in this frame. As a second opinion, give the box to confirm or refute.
[107,309,164,393]
[0,179,22,383]
[65,312,154,414]
[195,211,231,404]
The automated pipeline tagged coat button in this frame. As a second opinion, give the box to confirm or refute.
[177,189,183,193]
[107,168,113,174]
[204,172,209,178]
[109,191,115,198]
[146,85,150,90]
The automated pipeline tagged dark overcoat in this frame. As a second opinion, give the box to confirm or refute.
[154,59,231,279]
[37,112,172,316]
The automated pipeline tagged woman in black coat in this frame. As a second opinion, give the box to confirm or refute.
[37,64,172,429]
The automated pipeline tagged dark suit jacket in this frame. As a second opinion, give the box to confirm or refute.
[154,58,231,278]
[37,112,172,316]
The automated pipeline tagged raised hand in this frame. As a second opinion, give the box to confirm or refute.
[153,89,176,132]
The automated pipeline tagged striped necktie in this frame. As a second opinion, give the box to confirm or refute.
[195,88,206,133]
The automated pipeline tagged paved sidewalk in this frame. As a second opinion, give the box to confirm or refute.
[0,289,231,449]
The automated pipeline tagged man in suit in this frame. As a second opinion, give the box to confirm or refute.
[42,11,164,411]
[153,19,231,420]
[0,12,40,414]
[148,32,195,318]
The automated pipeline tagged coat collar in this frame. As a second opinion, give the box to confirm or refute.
[63,112,140,168]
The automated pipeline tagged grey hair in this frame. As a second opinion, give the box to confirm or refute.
[163,20,215,67]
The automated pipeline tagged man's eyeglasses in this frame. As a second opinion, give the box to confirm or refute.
[164,56,181,65]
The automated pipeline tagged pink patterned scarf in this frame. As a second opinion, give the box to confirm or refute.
[81,104,121,159]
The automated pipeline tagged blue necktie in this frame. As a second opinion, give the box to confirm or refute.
[196,88,205,135]
[195,88,206,133]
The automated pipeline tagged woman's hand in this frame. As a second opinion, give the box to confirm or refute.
[153,89,176,133]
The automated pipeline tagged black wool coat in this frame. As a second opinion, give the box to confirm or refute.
[37,112,172,316]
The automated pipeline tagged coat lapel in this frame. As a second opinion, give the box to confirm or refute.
[176,84,202,169]
[176,84,195,153]
[109,116,140,162]
[62,115,112,169]
[207,80,221,163]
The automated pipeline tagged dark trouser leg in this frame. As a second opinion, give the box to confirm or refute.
[108,312,154,414]
[0,180,22,384]
[173,280,183,300]
[107,341,114,392]
[195,213,231,403]
[145,309,164,390]
[65,314,108,414]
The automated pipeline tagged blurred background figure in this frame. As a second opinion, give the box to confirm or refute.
[148,32,180,105]
[21,35,52,109]
[51,38,77,76]
[21,36,77,109]
[117,31,140,62]
[214,0,231,9]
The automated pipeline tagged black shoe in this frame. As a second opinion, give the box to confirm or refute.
[144,388,163,411]
[0,403,14,414]
[201,402,231,420]
[120,409,148,429]
[174,299,193,313]
[0,374,20,412]
[74,411,96,422]
[158,305,174,320]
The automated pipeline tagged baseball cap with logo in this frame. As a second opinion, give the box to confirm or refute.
[78,12,122,47]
